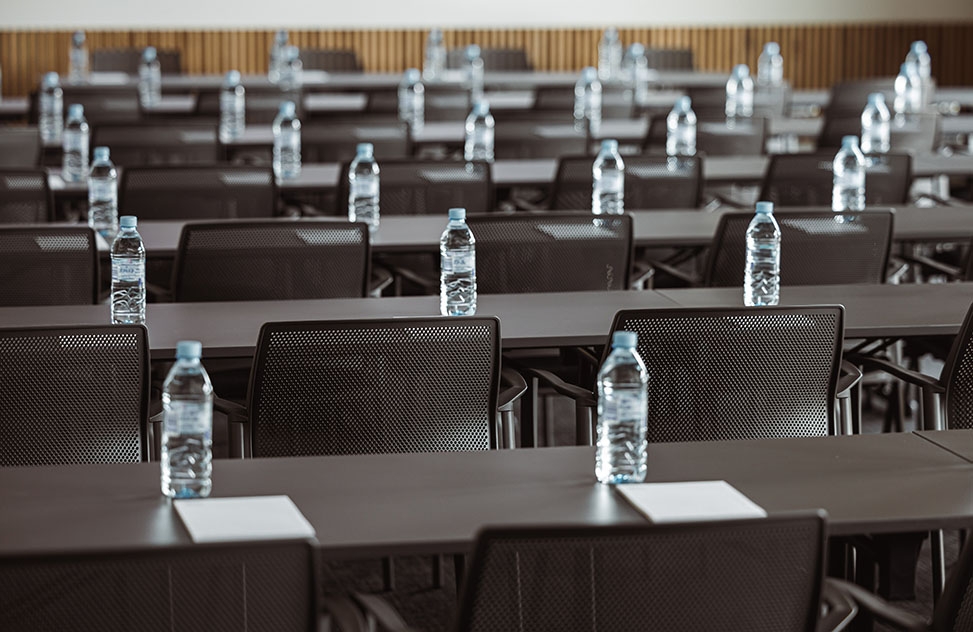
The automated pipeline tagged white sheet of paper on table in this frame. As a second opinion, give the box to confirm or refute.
[616,480,767,523]
[174,495,316,543]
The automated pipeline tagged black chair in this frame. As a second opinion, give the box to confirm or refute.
[60,86,141,126]
[0,324,150,466]
[644,47,695,71]
[548,154,703,210]
[643,116,769,156]
[119,165,277,220]
[0,226,98,305]
[0,169,52,222]
[826,79,896,117]
[171,220,370,302]
[0,540,318,631]
[758,153,913,207]
[91,123,219,166]
[446,47,532,71]
[817,113,941,154]
[494,121,588,159]
[301,121,411,163]
[91,47,182,75]
[300,48,363,73]
[0,128,41,167]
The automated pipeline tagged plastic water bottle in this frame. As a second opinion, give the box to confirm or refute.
[88,147,118,240]
[348,143,380,234]
[273,101,302,180]
[61,104,89,183]
[905,41,932,108]
[592,139,624,215]
[574,67,602,134]
[756,42,784,87]
[278,46,303,92]
[860,93,891,154]
[894,62,923,116]
[725,64,754,119]
[69,31,89,81]
[595,330,648,484]
[398,68,424,131]
[161,340,214,499]
[440,208,477,317]
[744,201,781,307]
[597,27,623,82]
[466,45,485,104]
[39,72,63,144]
[218,70,246,143]
[666,96,697,156]
[268,29,289,82]
[627,44,651,106]
[464,100,494,162]
[110,215,146,325]
[138,47,162,107]
[423,28,447,80]
[833,135,866,212]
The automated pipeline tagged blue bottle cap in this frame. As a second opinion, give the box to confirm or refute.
[143,47,157,62]
[404,68,421,82]
[582,66,598,81]
[733,64,750,78]
[428,28,443,42]
[472,100,490,116]
[601,139,619,152]
[466,44,481,60]
[867,92,886,105]
[755,201,774,214]
[275,29,289,44]
[119,215,138,228]
[448,208,466,221]
[175,340,203,360]
[604,27,619,40]
[764,42,780,55]
[676,96,692,111]
[841,135,859,149]
[93,146,110,162]
[911,40,928,54]
[279,101,297,116]
[42,72,60,87]
[224,70,242,86]
[72,31,86,46]
[356,142,374,156]
[612,331,637,348]
[628,43,645,57]
[68,103,84,118]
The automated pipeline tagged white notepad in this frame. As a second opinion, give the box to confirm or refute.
[616,481,767,524]
[174,495,316,543]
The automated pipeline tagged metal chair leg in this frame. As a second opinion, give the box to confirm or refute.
[931,530,946,604]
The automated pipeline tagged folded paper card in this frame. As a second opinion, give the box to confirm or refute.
[174,495,316,543]
[616,480,767,523]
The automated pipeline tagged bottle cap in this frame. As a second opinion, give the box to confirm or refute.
[601,139,619,152]
[224,70,242,86]
[466,44,481,60]
[841,135,859,149]
[582,66,598,81]
[93,146,110,162]
[428,28,443,42]
[119,215,138,228]
[733,64,751,78]
[68,103,84,118]
[764,42,780,55]
[448,207,466,221]
[472,100,490,116]
[675,95,692,112]
[755,201,774,214]
[404,68,421,83]
[72,31,86,46]
[612,330,637,349]
[911,40,928,54]
[275,29,289,44]
[42,72,60,87]
[175,340,203,360]
[628,43,645,57]
[867,92,886,105]
[604,27,619,41]
[279,101,297,116]
[356,142,374,156]
[143,46,157,62]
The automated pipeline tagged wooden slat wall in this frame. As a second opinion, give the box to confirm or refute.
[2,23,972,97]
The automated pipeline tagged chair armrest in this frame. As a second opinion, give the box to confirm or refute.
[369,265,394,298]
[817,578,859,632]
[520,366,597,407]
[705,192,751,209]
[836,360,863,399]
[145,282,172,303]
[215,397,248,459]
[350,592,418,632]
[214,397,248,421]
[148,411,164,463]
[846,354,945,392]
[630,261,655,290]
[320,594,369,632]
[827,579,930,632]
[498,367,528,412]
[912,192,960,207]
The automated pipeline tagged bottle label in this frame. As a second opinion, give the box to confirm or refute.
[112,259,144,283]
[599,171,624,192]
[602,392,644,421]
[165,401,212,436]
[442,251,475,273]
[351,179,380,198]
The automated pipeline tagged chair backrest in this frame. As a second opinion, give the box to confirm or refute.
[0,226,98,305]
[494,121,588,160]
[644,47,695,71]
[422,84,473,122]
[119,165,277,220]
[172,220,370,302]
[817,113,940,154]
[643,117,768,156]
[688,86,790,118]
[300,48,362,73]
[0,169,51,223]
[447,47,533,71]
[0,540,317,631]
[705,209,894,287]
[532,85,633,120]
[91,47,182,74]
[0,324,149,466]
[466,212,632,293]
[759,153,912,207]
[195,87,303,125]
[247,317,500,457]
[336,159,492,215]
[933,536,973,631]
[61,86,141,125]
[551,154,703,210]
[608,306,843,441]
[938,300,973,431]
[0,128,41,168]
[826,79,896,117]
[92,123,219,166]
[301,121,411,163]
[456,514,827,632]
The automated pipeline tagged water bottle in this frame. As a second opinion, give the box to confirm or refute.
[69,30,89,82]
[597,27,623,82]
[440,208,477,317]
[756,42,784,87]
[88,146,118,240]
[138,46,162,107]
[464,100,494,162]
[860,93,891,154]
[398,68,424,131]
[832,135,866,212]
[219,70,246,143]
[725,64,754,119]
[574,67,602,135]
[273,101,302,180]
[423,28,447,80]
[161,340,214,499]
[744,201,781,307]
[348,143,380,234]
[894,61,923,116]
[592,139,625,215]
[268,29,289,82]
[466,45,485,104]
[278,45,303,92]
[39,72,63,144]
[110,215,146,325]
[905,40,932,108]
[666,96,697,157]
[595,330,648,484]
[61,103,89,183]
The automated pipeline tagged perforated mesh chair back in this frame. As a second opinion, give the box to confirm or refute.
[248,317,500,457]
[61,86,141,125]
[0,128,41,168]
[0,226,98,305]
[300,48,362,73]
[932,537,973,631]
[172,220,370,302]
[447,47,533,71]
[301,121,411,163]
[494,121,588,160]
[0,540,317,631]
[551,154,702,210]
[644,48,695,71]
[91,48,182,74]
[532,86,634,120]
[457,514,827,632]
[0,324,149,466]
[643,117,768,156]
[336,159,492,215]
[759,153,912,207]
[92,124,219,166]
[938,301,973,431]
[466,212,632,293]
[0,169,51,223]
[705,209,893,287]
[119,165,277,220]
[608,306,842,441]
[195,88,304,125]
[817,113,940,154]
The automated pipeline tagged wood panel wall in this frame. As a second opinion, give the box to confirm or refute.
[2,23,972,97]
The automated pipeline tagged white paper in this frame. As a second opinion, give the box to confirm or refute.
[616,480,767,523]
[174,495,316,543]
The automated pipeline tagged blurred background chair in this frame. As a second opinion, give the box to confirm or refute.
[447,47,532,71]
[0,225,98,305]
[0,128,41,168]
[0,169,52,222]
[758,154,913,207]
[91,47,182,75]
[301,48,363,73]
[91,123,219,166]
